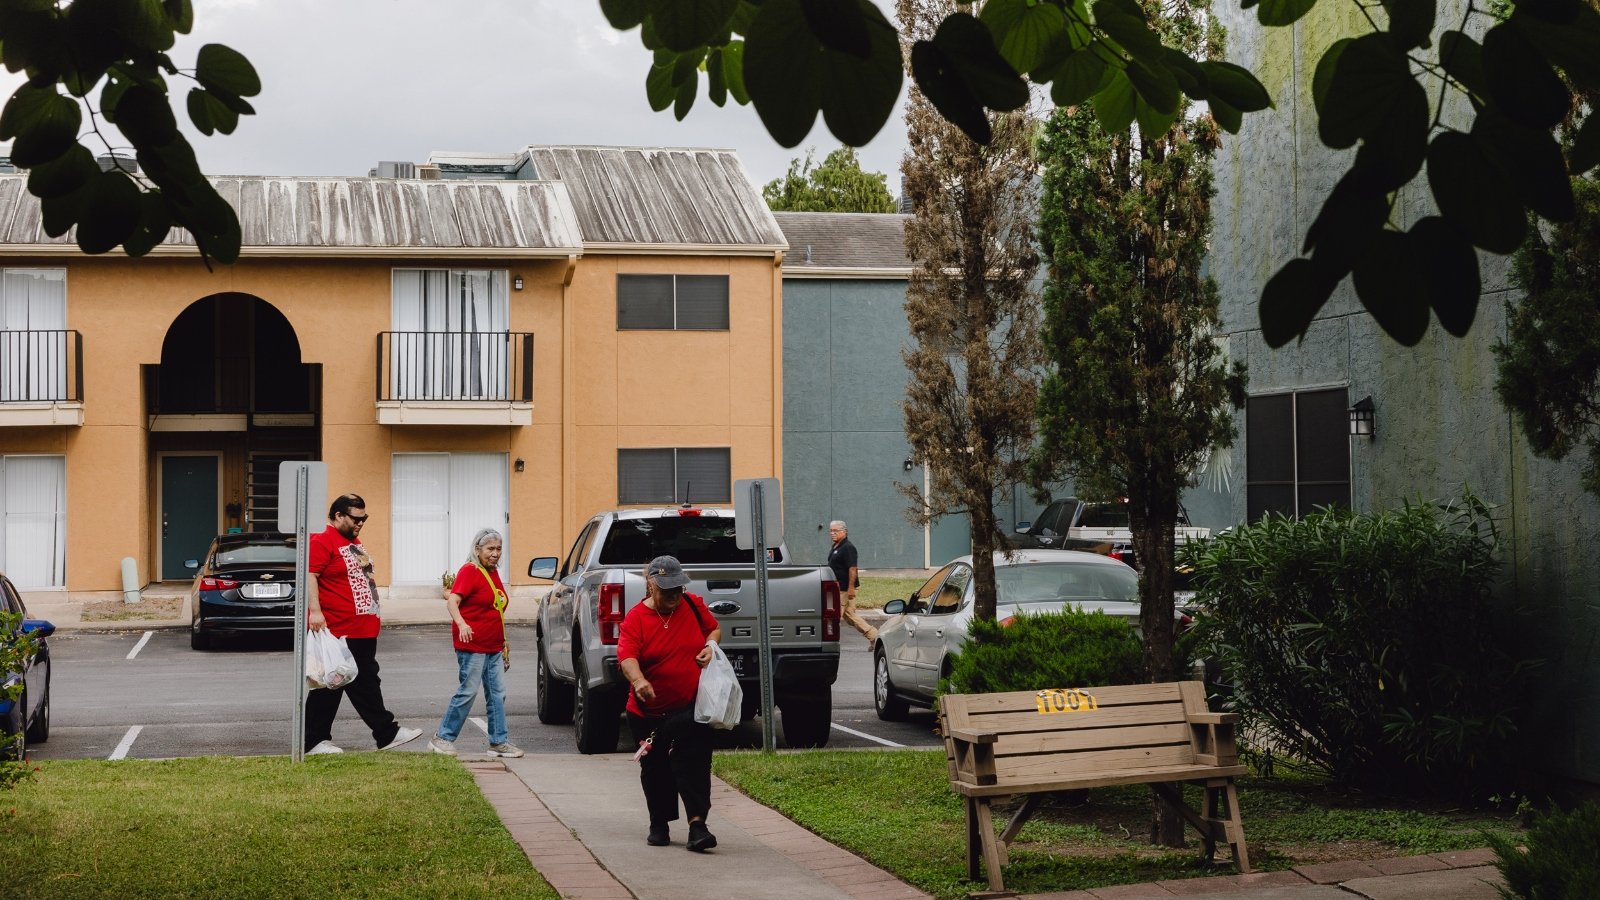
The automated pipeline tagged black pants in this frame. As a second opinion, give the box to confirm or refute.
[628,708,713,826]
[305,635,399,751]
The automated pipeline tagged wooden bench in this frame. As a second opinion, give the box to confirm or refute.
[939,680,1250,896]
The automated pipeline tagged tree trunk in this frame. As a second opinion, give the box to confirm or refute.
[970,500,999,623]
[1131,477,1183,847]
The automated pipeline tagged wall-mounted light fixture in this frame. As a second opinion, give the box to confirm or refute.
[903,457,915,471]
[1349,395,1375,438]
[514,457,526,472]
[512,275,524,291]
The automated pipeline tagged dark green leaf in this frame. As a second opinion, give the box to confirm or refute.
[650,0,738,53]
[640,15,664,49]
[1380,0,1435,50]
[194,43,259,98]
[601,0,649,29]
[1163,49,1209,100]
[115,0,179,53]
[931,12,1028,112]
[1514,0,1583,23]
[167,177,241,264]
[1303,167,1389,271]
[1437,30,1487,98]
[75,169,143,255]
[1260,259,1338,348]
[1427,131,1527,253]
[5,90,82,167]
[163,0,194,33]
[1569,112,1600,175]
[99,77,131,123]
[1315,33,1412,149]
[981,0,1066,76]
[911,40,991,144]
[671,47,706,86]
[1481,22,1567,130]
[1352,230,1431,346]
[1511,7,1600,93]
[1093,0,1162,64]
[26,142,96,199]
[800,0,869,57]
[722,40,749,104]
[40,183,87,238]
[1256,0,1319,27]
[707,48,727,106]
[646,61,677,112]
[1209,95,1243,133]
[123,189,173,258]
[1134,91,1178,137]
[729,0,759,34]
[744,0,824,146]
[1353,77,1429,191]
[815,2,903,144]
[1311,37,1350,114]
[110,84,178,146]
[1124,59,1179,117]
[0,10,65,77]
[1049,50,1108,107]
[1409,216,1479,337]
[1199,60,1271,111]
[1093,68,1137,134]
[673,73,696,118]
[187,87,239,135]
[1472,108,1574,220]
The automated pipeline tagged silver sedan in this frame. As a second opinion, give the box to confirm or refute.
[872,550,1140,719]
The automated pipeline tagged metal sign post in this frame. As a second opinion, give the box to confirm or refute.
[734,477,782,753]
[279,461,328,762]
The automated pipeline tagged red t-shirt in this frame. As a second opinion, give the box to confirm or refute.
[309,525,381,639]
[617,592,717,717]
[451,563,507,653]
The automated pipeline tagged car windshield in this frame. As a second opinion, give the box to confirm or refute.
[598,517,784,565]
[214,541,296,568]
[1077,503,1130,528]
[995,562,1137,604]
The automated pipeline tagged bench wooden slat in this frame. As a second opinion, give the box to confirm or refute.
[952,762,1249,796]
[949,682,1184,713]
[993,743,1200,780]
[979,722,1191,756]
[955,702,1190,736]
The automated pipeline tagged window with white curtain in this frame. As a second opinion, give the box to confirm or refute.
[1,268,68,402]
[391,453,508,585]
[1,455,66,589]
[617,448,731,504]
[616,275,729,331]
[391,269,510,400]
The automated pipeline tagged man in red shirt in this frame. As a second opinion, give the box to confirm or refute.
[304,492,421,755]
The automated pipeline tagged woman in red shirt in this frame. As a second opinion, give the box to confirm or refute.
[618,555,722,852]
[428,528,522,758]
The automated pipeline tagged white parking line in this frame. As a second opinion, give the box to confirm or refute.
[829,721,905,748]
[109,725,143,760]
[469,717,487,734]
[125,631,154,660]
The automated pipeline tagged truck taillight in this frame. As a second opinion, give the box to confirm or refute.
[821,580,841,642]
[598,583,626,645]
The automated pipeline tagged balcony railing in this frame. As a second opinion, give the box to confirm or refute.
[377,331,534,403]
[0,330,82,402]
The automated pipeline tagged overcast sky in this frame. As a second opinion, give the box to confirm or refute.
[5,0,912,198]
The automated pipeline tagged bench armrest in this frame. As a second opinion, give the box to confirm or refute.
[948,728,1000,744]
[1187,712,1240,726]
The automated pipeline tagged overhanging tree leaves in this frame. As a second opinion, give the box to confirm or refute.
[0,0,256,263]
[898,0,1044,627]
[610,0,1600,349]
[762,145,898,211]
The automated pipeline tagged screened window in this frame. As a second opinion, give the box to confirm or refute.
[1246,388,1350,520]
[617,448,731,504]
[390,269,510,400]
[617,275,729,331]
[1,268,68,403]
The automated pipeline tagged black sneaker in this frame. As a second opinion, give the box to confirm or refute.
[686,821,717,852]
[647,823,670,847]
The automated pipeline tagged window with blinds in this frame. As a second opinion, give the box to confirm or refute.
[616,274,729,331]
[617,448,731,504]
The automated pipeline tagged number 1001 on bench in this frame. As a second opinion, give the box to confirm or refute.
[1035,688,1098,714]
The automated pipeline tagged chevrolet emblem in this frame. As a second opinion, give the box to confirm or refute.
[261,574,275,580]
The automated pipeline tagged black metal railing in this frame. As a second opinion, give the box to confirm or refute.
[0,330,82,402]
[377,331,534,402]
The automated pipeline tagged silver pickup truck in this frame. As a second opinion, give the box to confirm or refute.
[528,506,842,754]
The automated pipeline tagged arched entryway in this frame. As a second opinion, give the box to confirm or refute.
[146,293,321,579]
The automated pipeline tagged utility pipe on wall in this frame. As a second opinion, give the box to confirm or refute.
[121,557,140,604]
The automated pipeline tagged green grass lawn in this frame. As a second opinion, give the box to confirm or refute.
[1,755,557,900]
[712,749,1521,899]
[855,574,928,610]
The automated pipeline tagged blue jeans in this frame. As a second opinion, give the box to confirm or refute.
[436,649,508,745]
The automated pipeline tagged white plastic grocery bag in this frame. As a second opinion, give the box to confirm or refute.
[305,628,359,690]
[694,642,742,730]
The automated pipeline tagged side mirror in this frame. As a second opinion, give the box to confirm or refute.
[21,619,55,639]
[1015,521,1031,533]
[883,599,905,615]
[528,557,559,580]
[184,559,200,570]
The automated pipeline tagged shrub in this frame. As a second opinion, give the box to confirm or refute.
[1489,801,1600,899]
[944,607,1145,695]
[0,608,38,787]
[1181,492,1537,795]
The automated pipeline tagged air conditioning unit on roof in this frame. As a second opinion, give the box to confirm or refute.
[416,164,441,180]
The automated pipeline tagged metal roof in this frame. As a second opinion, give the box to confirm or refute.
[0,175,585,257]
[775,211,911,276]
[521,146,786,251]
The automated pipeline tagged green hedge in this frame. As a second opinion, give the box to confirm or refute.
[1490,801,1600,898]
[943,607,1145,695]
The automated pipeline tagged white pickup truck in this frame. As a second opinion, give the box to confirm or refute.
[1011,498,1210,567]
[528,506,842,754]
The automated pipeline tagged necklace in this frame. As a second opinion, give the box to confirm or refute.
[650,600,673,629]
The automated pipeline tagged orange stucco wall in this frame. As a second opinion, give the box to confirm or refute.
[0,249,781,592]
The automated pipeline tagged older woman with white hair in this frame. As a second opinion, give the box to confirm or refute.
[428,527,522,758]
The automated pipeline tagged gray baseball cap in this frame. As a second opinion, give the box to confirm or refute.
[646,555,690,589]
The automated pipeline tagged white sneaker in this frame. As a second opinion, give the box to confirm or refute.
[380,726,423,751]
[307,741,343,755]
[428,737,456,755]
[486,742,524,758]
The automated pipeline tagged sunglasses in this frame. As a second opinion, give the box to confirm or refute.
[343,513,369,524]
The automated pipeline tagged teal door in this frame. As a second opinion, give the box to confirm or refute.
[162,456,218,580]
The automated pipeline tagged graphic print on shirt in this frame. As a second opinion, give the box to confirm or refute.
[342,543,380,616]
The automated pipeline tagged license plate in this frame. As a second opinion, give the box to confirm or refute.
[728,653,757,678]
[246,582,286,599]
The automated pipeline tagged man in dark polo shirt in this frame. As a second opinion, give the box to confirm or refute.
[827,520,876,642]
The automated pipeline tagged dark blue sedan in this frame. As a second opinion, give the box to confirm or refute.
[1,571,53,760]
[187,532,297,650]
